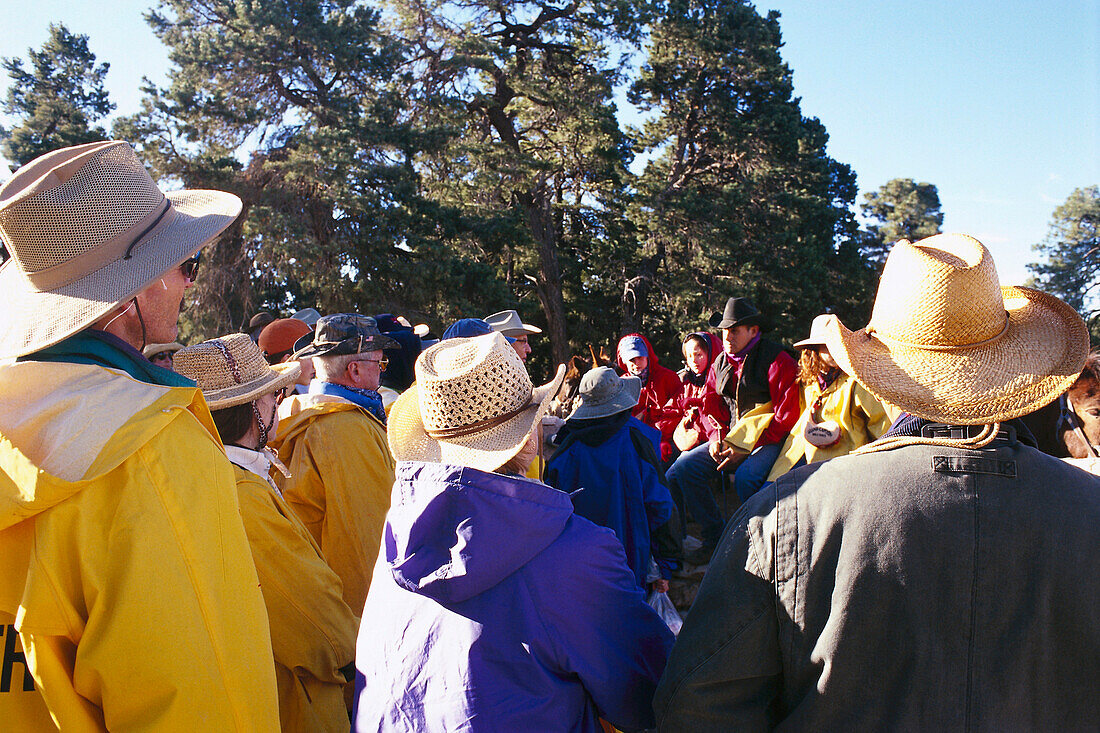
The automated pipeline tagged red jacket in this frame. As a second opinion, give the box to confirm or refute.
[673,332,731,446]
[616,333,682,462]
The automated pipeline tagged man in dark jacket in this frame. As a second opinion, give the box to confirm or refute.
[655,234,1100,730]
[546,367,682,590]
[671,298,798,565]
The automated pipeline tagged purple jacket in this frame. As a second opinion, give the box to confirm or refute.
[353,462,675,732]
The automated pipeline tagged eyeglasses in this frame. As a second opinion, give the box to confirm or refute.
[180,251,202,282]
[354,356,388,372]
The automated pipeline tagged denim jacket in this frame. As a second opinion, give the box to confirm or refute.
[655,428,1100,731]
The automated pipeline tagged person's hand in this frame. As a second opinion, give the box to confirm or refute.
[709,439,734,461]
[652,578,669,593]
[540,415,565,442]
[716,448,747,473]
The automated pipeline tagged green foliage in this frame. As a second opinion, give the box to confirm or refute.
[1,0,883,364]
[1,23,114,167]
[1028,185,1100,332]
[859,178,943,265]
[627,0,872,348]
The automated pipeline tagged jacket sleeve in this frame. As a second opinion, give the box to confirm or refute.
[530,523,675,731]
[654,496,782,732]
[236,477,358,685]
[852,381,893,442]
[757,351,800,447]
[630,427,682,578]
[22,416,280,731]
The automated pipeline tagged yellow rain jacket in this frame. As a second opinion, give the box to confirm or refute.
[270,393,395,615]
[0,361,279,731]
[228,455,357,732]
[766,372,894,482]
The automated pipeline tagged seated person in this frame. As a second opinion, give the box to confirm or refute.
[175,334,358,732]
[766,315,894,482]
[666,332,729,537]
[616,333,682,463]
[545,366,682,591]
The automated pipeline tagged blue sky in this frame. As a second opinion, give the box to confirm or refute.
[2,0,1097,285]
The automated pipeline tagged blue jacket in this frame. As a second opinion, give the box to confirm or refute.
[353,462,674,732]
[546,413,680,587]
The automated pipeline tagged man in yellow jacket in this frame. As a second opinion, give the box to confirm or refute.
[271,314,398,616]
[0,141,280,730]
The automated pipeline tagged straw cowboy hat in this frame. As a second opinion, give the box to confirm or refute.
[0,140,243,359]
[822,233,1089,425]
[389,332,566,472]
[174,333,300,410]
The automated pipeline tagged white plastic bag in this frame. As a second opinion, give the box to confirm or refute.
[647,590,683,636]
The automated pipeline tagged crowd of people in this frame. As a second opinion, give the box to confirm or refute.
[3,140,1099,732]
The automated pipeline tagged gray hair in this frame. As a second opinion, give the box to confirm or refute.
[313,352,359,383]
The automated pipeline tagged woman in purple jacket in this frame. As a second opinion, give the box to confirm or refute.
[354,332,674,732]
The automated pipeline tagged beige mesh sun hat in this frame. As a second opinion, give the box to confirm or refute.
[174,333,300,410]
[389,332,566,472]
[822,233,1089,425]
[0,140,243,359]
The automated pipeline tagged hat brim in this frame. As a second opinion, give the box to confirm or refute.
[569,375,642,421]
[822,286,1089,425]
[709,312,764,330]
[792,336,827,349]
[0,189,242,359]
[388,363,566,472]
[205,360,301,410]
[500,324,542,336]
[291,332,400,359]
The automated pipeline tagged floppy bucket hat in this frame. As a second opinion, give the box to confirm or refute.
[388,332,566,472]
[709,297,764,330]
[0,140,242,359]
[822,233,1089,425]
[174,333,300,410]
[291,313,398,359]
[569,366,641,420]
[793,314,838,349]
[485,309,542,336]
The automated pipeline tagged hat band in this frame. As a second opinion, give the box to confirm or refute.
[22,196,175,292]
[865,313,1010,352]
[426,397,534,440]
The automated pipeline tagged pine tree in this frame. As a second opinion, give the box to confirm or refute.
[1,23,114,167]
[626,0,870,347]
[859,178,943,265]
[1028,185,1100,327]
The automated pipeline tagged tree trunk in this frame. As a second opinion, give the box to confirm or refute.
[521,188,571,367]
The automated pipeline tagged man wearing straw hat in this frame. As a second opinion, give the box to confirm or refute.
[0,141,278,729]
[269,313,399,615]
[655,234,1100,729]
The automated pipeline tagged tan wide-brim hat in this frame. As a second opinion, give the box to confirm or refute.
[389,332,565,472]
[174,333,300,410]
[0,141,242,359]
[793,314,838,349]
[143,341,185,358]
[822,233,1089,425]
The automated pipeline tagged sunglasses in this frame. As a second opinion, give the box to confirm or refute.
[180,251,202,282]
[354,356,389,372]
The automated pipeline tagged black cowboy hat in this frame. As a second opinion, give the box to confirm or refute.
[709,297,764,330]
